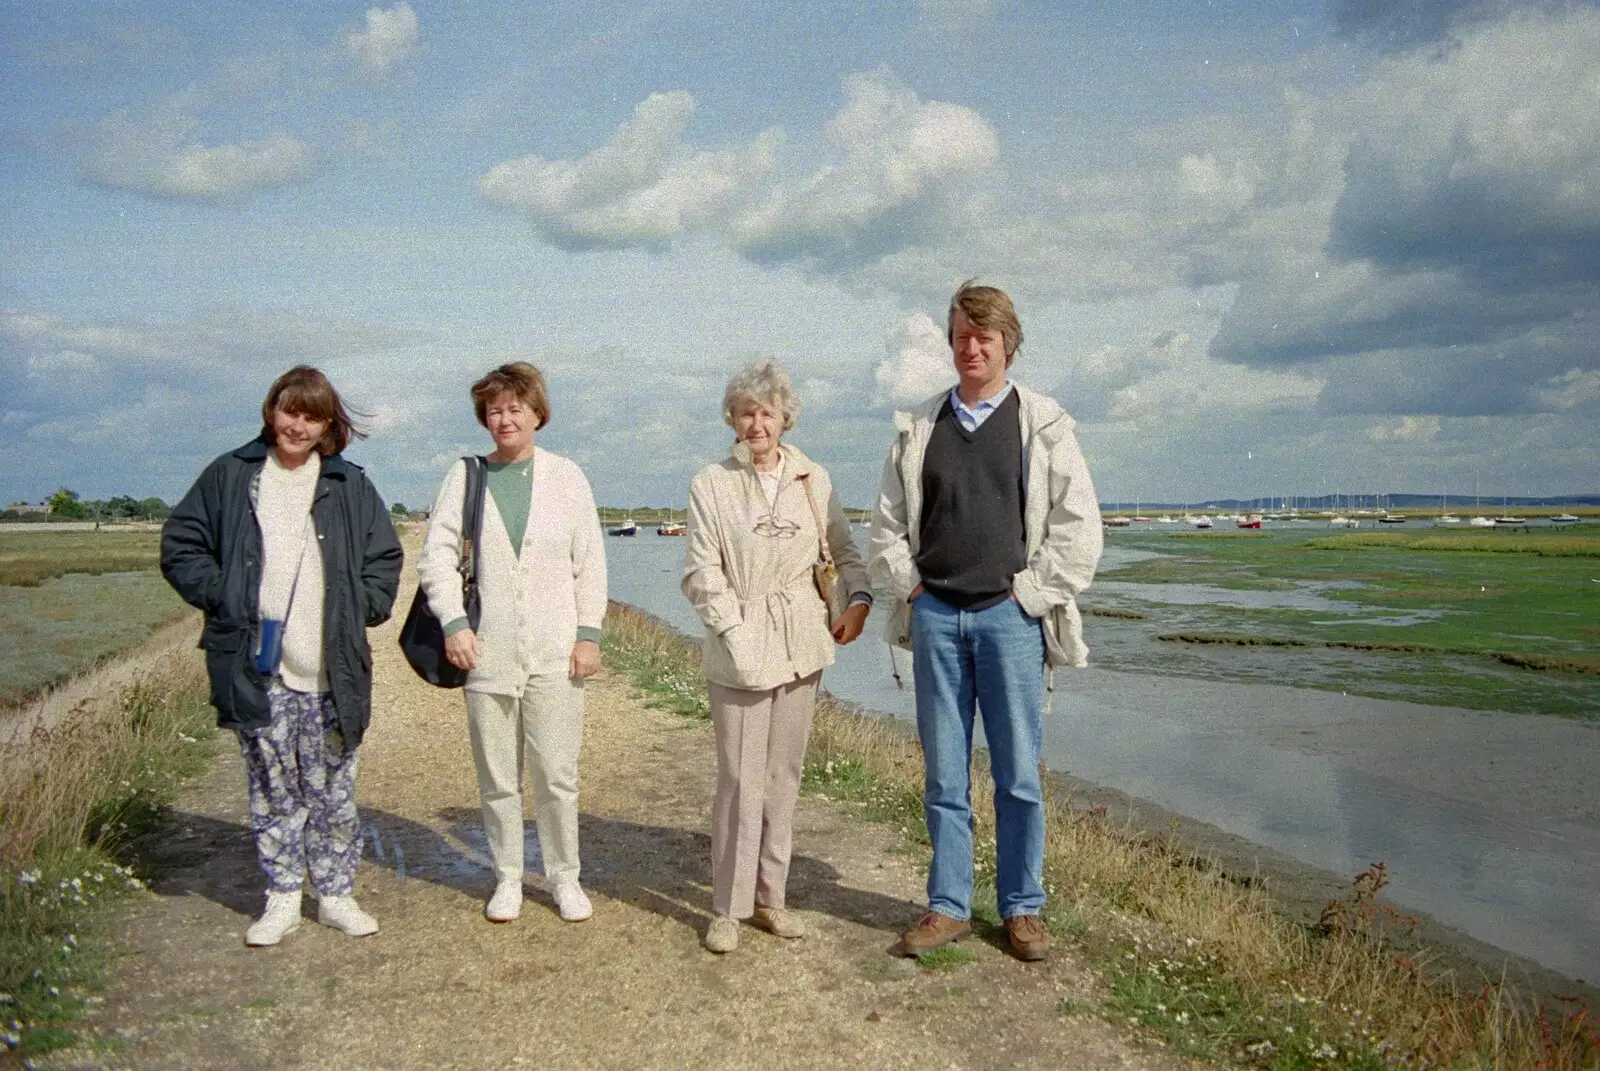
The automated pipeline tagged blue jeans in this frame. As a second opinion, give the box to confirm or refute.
[911,591,1046,921]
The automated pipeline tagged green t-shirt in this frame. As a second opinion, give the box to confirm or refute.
[485,459,532,555]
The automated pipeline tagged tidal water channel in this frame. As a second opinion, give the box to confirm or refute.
[605,530,1600,984]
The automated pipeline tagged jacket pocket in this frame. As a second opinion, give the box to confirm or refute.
[716,622,770,689]
[200,622,270,727]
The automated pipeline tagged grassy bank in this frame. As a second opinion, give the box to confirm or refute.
[601,602,1599,1070]
[0,644,215,1058]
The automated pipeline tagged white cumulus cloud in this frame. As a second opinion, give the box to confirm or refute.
[734,70,999,263]
[479,91,782,249]
[873,312,952,407]
[81,111,314,205]
[348,2,419,74]
[1532,367,1600,412]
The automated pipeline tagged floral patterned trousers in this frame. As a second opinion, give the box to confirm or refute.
[237,683,362,895]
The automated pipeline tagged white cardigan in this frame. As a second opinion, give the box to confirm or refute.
[418,449,607,695]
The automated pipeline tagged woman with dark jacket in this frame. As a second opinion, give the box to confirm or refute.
[161,366,403,947]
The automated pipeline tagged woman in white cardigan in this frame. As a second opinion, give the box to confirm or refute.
[417,362,607,924]
[682,359,870,953]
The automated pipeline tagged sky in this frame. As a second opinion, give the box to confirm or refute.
[2,0,1597,512]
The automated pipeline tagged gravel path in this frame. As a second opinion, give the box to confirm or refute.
[45,566,1199,1070]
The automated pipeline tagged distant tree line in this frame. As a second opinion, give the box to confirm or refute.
[1,488,171,523]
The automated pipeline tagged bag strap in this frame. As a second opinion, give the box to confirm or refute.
[798,473,835,569]
[458,456,487,587]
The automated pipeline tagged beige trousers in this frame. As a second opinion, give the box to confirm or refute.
[708,671,820,919]
[465,674,584,886]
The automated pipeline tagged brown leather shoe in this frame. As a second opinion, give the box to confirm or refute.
[1004,914,1049,961]
[899,911,971,955]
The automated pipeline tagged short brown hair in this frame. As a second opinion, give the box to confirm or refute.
[947,278,1023,365]
[261,365,366,456]
[471,362,550,430]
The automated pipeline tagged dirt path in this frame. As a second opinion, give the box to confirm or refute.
[51,581,1195,1070]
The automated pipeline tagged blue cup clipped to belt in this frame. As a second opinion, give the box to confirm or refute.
[254,618,286,676]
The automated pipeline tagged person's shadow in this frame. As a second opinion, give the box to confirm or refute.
[130,804,917,942]
[359,806,918,939]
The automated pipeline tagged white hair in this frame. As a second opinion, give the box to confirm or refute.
[722,358,800,431]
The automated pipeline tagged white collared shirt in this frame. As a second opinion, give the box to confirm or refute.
[949,382,1014,431]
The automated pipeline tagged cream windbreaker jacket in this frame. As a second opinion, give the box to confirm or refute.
[417,450,607,694]
[868,384,1103,668]
[682,442,869,692]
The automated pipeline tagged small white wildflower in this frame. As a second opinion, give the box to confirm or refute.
[1175,1012,1190,1024]
[1312,1043,1339,1060]
[18,870,39,885]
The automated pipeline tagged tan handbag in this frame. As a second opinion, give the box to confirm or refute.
[799,474,848,627]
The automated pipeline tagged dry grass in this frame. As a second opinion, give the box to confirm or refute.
[0,644,213,867]
[1,641,215,1056]
[605,602,1600,1070]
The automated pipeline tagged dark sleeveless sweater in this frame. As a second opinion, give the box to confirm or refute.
[915,390,1026,611]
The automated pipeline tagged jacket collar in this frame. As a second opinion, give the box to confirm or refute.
[730,440,816,479]
[233,432,352,479]
[895,381,1073,439]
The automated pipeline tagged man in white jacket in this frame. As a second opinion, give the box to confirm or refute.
[869,280,1102,963]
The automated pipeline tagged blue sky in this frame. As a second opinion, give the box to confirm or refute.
[3,0,1596,511]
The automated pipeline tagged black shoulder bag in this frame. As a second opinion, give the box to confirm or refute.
[398,456,486,688]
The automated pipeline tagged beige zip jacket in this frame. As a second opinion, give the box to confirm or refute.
[869,383,1103,668]
[417,450,607,694]
[683,442,869,692]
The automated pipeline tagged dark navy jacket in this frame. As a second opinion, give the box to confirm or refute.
[160,434,403,747]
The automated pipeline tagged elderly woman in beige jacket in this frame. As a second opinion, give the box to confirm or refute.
[418,362,607,926]
[683,359,870,953]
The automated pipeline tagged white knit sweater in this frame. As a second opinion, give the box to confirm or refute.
[256,451,327,692]
[417,449,607,695]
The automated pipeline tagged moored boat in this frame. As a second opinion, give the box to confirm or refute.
[608,518,638,536]
[1237,514,1262,529]
[1550,513,1580,525]
[656,520,686,536]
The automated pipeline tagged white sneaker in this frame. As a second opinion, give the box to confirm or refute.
[316,895,379,937]
[702,915,739,953]
[485,880,523,922]
[552,882,592,923]
[245,890,302,947]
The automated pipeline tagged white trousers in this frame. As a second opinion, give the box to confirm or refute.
[465,674,584,886]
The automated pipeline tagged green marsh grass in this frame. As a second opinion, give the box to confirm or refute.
[0,530,190,705]
[0,530,163,587]
[1097,528,1600,717]
[0,644,215,1057]
[601,602,1600,1070]
[1304,531,1600,557]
